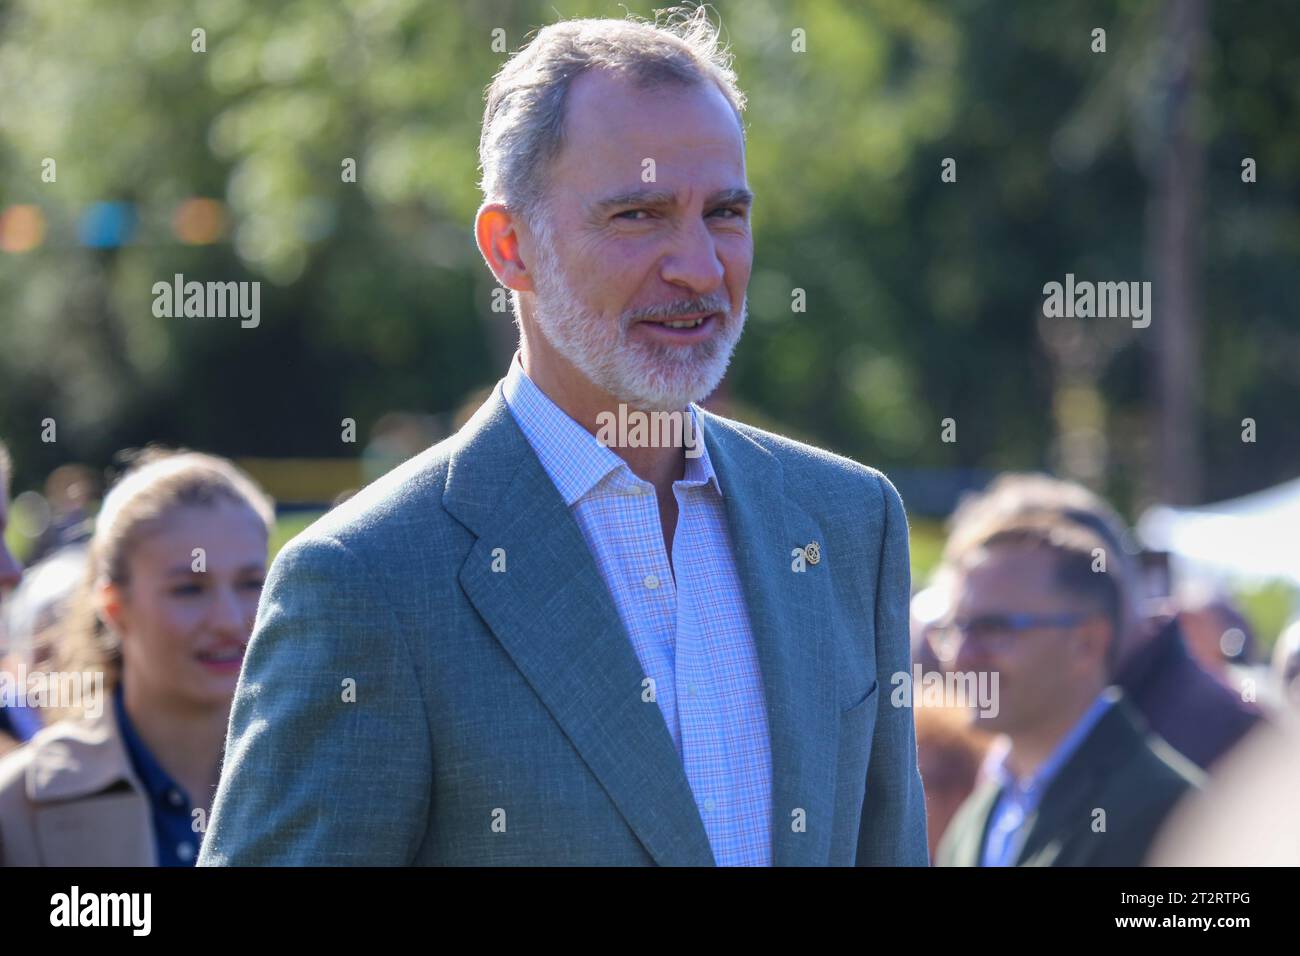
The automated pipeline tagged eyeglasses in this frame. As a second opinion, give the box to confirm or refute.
[926,610,1093,659]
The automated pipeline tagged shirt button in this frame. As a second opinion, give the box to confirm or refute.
[703,798,716,812]
[687,683,698,697]
[167,789,186,808]
[177,841,196,862]
[643,573,659,590]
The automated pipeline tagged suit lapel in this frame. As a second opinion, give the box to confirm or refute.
[1014,691,1131,865]
[700,413,839,867]
[445,385,716,866]
[945,779,1002,866]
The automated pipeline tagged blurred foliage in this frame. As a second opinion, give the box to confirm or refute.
[268,508,327,559]
[907,517,946,583]
[1235,580,1297,657]
[0,0,1297,525]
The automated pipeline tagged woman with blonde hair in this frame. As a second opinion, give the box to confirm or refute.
[0,449,273,865]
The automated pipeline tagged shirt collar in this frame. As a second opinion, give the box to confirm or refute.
[991,690,1116,803]
[113,682,188,808]
[501,352,720,505]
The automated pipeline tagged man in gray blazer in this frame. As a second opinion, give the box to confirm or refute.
[200,10,926,867]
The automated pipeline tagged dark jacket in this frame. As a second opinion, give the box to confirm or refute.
[937,690,1203,867]
[1117,616,1262,770]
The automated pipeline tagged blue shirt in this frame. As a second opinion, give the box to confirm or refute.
[980,691,1115,867]
[502,354,774,866]
[114,684,201,866]
[0,702,42,742]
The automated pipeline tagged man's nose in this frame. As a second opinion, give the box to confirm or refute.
[660,219,725,294]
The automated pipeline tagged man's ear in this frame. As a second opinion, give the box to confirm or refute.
[96,580,129,641]
[474,203,535,293]
[1074,613,1113,675]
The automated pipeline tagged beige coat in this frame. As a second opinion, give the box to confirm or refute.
[0,702,154,866]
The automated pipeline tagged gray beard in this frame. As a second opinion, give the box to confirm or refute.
[526,241,745,412]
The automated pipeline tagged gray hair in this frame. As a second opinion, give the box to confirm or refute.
[478,5,747,231]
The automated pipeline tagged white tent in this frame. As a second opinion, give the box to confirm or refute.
[1137,476,1300,586]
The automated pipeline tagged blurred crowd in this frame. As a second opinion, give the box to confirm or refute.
[913,474,1300,865]
[1,436,1297,866]
[0,439,272,865]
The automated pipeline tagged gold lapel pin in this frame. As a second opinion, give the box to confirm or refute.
[804,541,821,565]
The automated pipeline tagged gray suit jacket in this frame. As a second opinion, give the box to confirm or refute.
[199,382,927,866]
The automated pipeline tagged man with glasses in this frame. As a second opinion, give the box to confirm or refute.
[934,512,1202,866]
[940,473,1261,771]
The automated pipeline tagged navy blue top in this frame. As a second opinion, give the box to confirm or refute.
[0,702,43,742]
[113,684,200,866]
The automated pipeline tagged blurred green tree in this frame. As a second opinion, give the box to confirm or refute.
[0,0,1296,521]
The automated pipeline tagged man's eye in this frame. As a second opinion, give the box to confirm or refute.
[615,209,651,220]
[171,583,203,596]
[242,579,265,592]
[710,207,745,219]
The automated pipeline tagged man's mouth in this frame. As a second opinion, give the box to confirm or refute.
[635,312,720,339]
[652,315,708,329]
